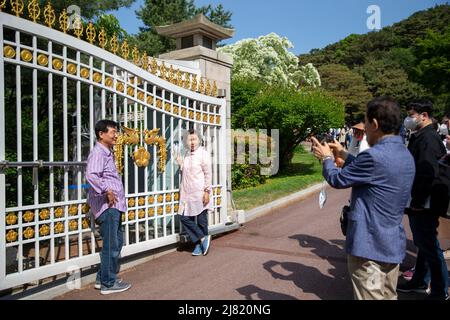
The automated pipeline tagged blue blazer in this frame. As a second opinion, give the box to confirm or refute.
[323,135,415,264]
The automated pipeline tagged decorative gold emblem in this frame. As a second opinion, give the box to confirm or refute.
[177,69,183,87]
[144,128,167,172]
[132,46,139,65]
[174,193,179,201]
[68,205,78,216]
[11,0,24,17]
[54,207,64,218]
[43,1,55,28]
[59,9,69,33]
[52,58,63,71]
[133,146,151,167]
[168,65,175,84]
[27,0,40,23]
[156,99,162,109]
[150,57,158,75]
[6,230,18,242]
[203,114,208,122]
[4,45,16,58]
[189,110,194,119]
[67,63,77,74]
[0,0,6,12]
[39,224,50,236]
[82,218,89,229]
[121,40,129,60]
[159,62,167,80]
[39,209,50,220]
[138,197,145,206]
[54,222,64,233]
[37,54,48,66]
[184,73,190,89]
[69,220,78,231]
[174,106,179,114]
[105,77,113,87]
[128,198,135,207]
[110,33,119,55]
[148,208,155,216]
[23,227,35,239]
[164,102,171,112]
[196,113,201,121]
[23,210,34,223]
[6,213,18,225]
[181,108,187,117]
[82,204,90,214]
[98,27,107,49]
[205,79,211,96]
[146,95,154,105]
[199,78,205,94]
[80,68,89,79]
[157,194,164,203]
[209,115,214,123]
[216,116,221,124]
[73,15,83,39]
[122,126,139,145]
[148,196,155,204]
[165,205,172,213]
[138,209,145,219]
[86,22,96,44]
[121,213,125,222]
[93,72,102,83]
[165,194,172,202]
[127,86,134,97]
[141,51,148,70]
[128,210,135,220]
[116,82,124,92]
[217,198,222,206]
[191,76,197,91]
[157,207,163,216]
[174,204,179,212]
[20,49,32,62]
[212,81,218,97]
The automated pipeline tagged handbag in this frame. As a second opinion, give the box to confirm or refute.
[340,205,350,236]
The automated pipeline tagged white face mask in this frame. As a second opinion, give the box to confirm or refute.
[404,116,419,131]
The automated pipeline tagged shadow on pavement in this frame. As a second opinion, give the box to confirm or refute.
[235,285,297,300]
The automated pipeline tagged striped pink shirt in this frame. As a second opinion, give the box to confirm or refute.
[86,142,127,219]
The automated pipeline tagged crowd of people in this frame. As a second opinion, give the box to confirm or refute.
[312,97,450,300]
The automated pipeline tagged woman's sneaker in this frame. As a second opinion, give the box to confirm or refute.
[95,277,122,290]
[100,281,131,295]
[201,235,211,256]
[192,244,202,256]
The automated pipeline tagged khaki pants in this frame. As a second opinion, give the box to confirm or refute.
[347,254,400,300]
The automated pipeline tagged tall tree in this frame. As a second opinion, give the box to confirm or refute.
[318,64,372,124]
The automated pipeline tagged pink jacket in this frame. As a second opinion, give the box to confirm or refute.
[178,146,212,216]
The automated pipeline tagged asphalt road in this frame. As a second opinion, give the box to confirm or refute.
[56,186,449,300]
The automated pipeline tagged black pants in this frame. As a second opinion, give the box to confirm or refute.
[180,210,208,244]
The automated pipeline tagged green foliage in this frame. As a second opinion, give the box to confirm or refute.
[318,64,372,123]
[230,78,265,128]
[234,82,344,170]
[95,14,128,41]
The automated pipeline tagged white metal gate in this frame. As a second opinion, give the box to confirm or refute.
[0,10,228,291]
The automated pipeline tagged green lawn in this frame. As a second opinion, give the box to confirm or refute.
[232,145,324,211]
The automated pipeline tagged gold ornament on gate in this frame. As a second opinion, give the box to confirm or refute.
[168,65,175,84]
[191,76,197,91]
[54,207,64,218]
[174,204,179,212]
[199,78,205,94]
[27,0,40,22]
[138,197,145,206]
[80,68,89,79]
[205,79,211,96]
[138,209,145,219]
[128,210,135,220]
[157,207,163,216]
[196,113,201,121]
[73,15,83,39]
[181,108,187,117]
[39,208,50,220]
[148,208,155,216]
[86,22,96,44]
[68,205,78,216]
[174,106,179,114]
[11,0,24,17]
[4,45,16,58]
[216,116,221,124]
[141,51,148,70]
[128,198,135,207]
[121,40,129,60]
[122,126,139,145]
[133,147,151,167]
[189,110,194,119]
[116,82,124,92]
[43,1,55,28]
[54,222,64,234]
[177,69,183,87]
[0,0,6,12]
[159,62,167,80]
[212,81,218,97]
[110,33,119,55]
[165,194,172,202]
[37,54,48,66]
[156,99,162,109]
[148,195,155,204]
[23,227,35,239]
[165,205,172,213]
[69,220,78,231]
[93,72,102,83]
[203,114,208,122]
[146,95,154,105]
[174,193,179,201]
[59,9,69,33]
[20,49,32,62]
[138,91,145,101]
[157,194,163,203]
[150,57,158,75]
[105,77,113,88]
[23,210,34,223]
[82,218,89,229]
[52,58,63,71]
[164,102,171,112]
[82,204,90,214]
[67,63,77,74]
[184,73,190,90]
[39,224,50,236]
[132,46,139,65]
[144,128,167,172]
[6,230,18,242]
[98,27,107,49]
[6,213,18,225]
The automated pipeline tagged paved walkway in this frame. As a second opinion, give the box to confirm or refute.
[56,187,449,300]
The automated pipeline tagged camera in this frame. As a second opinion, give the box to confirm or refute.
[315,133,334,144]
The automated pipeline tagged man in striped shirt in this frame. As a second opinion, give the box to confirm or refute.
[86,120,131,295]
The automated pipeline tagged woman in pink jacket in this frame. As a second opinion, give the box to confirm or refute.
[176,129,213,256]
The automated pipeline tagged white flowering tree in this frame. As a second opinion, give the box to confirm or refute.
[219,33,321,88]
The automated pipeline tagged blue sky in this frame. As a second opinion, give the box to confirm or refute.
[111,0,448,55]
